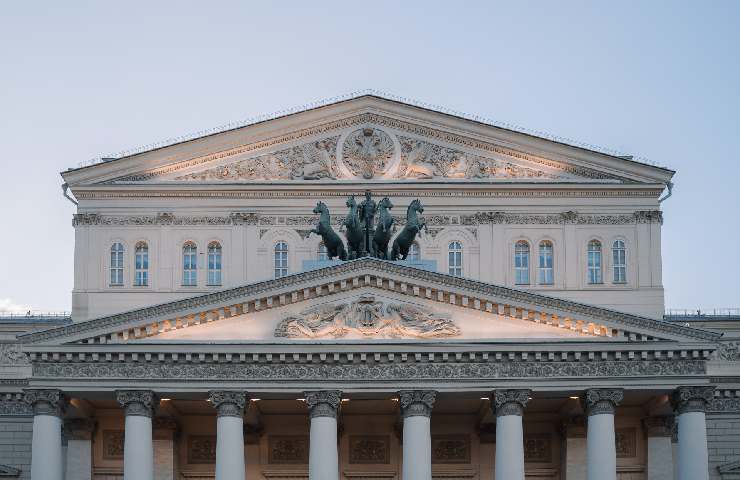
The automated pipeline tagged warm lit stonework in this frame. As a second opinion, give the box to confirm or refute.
[1,93,739,479]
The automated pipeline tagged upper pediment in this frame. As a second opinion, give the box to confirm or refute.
[20,258,717,347]
[62,94,674,187]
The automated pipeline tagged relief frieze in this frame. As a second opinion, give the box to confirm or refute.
[102,430,125,459]
[615,428,637,458]
[268,435,309,464]
[431,435,470,464]
[187,435,217,464]
[349,435,390,464]
[523,433,552,463]
[32,360,706,382]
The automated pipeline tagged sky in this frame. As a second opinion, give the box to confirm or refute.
[0,1,738,313]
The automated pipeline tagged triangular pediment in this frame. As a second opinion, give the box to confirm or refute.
[20,258,718,346]
[61,94,674,187]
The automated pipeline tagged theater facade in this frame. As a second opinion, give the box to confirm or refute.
[2,94,739,480]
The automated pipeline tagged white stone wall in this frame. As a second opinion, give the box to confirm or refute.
[707,413,740,480]
[0,417,32,480]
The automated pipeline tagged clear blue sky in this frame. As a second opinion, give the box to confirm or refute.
[1,1,738,313]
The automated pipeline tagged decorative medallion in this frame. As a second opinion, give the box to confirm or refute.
[349,435,390,464]
[341,128,395,178]
[187,435,217,464]
[268,435,309,464]
[274,296,460,339]
[431,435,471,464]
[102,430,125,460]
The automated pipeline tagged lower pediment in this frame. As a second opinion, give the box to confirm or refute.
[152,290,588,342]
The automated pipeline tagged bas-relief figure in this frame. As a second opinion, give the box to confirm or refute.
[274,295,460,339]
[173,127,560,182]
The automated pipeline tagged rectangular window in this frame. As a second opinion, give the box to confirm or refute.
[588,247,602,284]
[134,245,148,286]
[538,244,554,285]
[183,246,197,286]
[613,242,626,283]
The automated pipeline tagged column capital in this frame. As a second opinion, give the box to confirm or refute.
[581,388,623,416]
[116,390,157,418]
[670,386,715,414]
[304,390,342,419]
[63,418,97,441]
[491,389,531,417]
[398,390,436,418]
[208,390,248,418]
[642,416,674,437]
[23,389,64,417]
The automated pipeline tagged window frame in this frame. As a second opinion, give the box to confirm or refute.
[317,243,328,261]
[207,241,223,286]
[448,241,463,277]
[274,241,289,279]
[109,242,125,286]
[182,241,198,287]
[514,240,530,285]
[538,240,554,286]
[587,239,603,285]
[133,241,149,287]
[407,242,421,262]
[612,239,627,284]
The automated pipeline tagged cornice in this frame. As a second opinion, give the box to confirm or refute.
[18,258,719,345]
[71,210,663,227]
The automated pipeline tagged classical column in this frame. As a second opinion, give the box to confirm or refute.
[492,389,531,480]
[209,391,248,480]
[399,390,436,480]
[304,390,341,480]
[671,386,714,480]
[64,418,96,480]
[582,388,623,480]
[24,389,64,480]
[643,416,675,480]
[116,390,157,480]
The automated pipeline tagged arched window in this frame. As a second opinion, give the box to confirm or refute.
[182,242,197,286]
[274,241,289,278]
[134,242,149,286]
[110,242,124,286]
[587,240,603,284]
[407,242,421,262]
[612,240,626,283]
[514,241,530,285]
[448,241,462,277]
[207,241,222,286]
[538,241,554,285]
[317,243,328,261]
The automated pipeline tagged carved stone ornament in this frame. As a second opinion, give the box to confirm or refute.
[349,435,390,464]
[341,128,395,179]
[23,389,64,417]
[63,418,97,441]
[208,390,247,418]
[274,296,460,339]
[642,416,674,437]
[670,386,715,414]
[582,388,624,416]
[0,344,29,365]
[492,389,531,417]
[615,428,637,458]
[175,136,340,181]
[398,136,558,180]
[719,342,740,361]
[304,390,342,419]
[398,390,436,418]
[116,390,157,418]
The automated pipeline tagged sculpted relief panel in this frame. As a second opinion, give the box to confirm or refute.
[167,124,567,182]
[274,296,460,339]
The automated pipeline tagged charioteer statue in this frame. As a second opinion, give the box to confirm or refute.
[310,191,425,262]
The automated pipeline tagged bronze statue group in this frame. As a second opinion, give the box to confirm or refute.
[310,191,426,262]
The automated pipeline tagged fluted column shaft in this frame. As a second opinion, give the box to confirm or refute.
[305,390,341,480]
[582,388,623,480]
[399,390,436,480]
[671,386,714,480]
[25,389,64,480]
[116,390,156,480]
[209,391,248,480]
[492,389,531,480]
